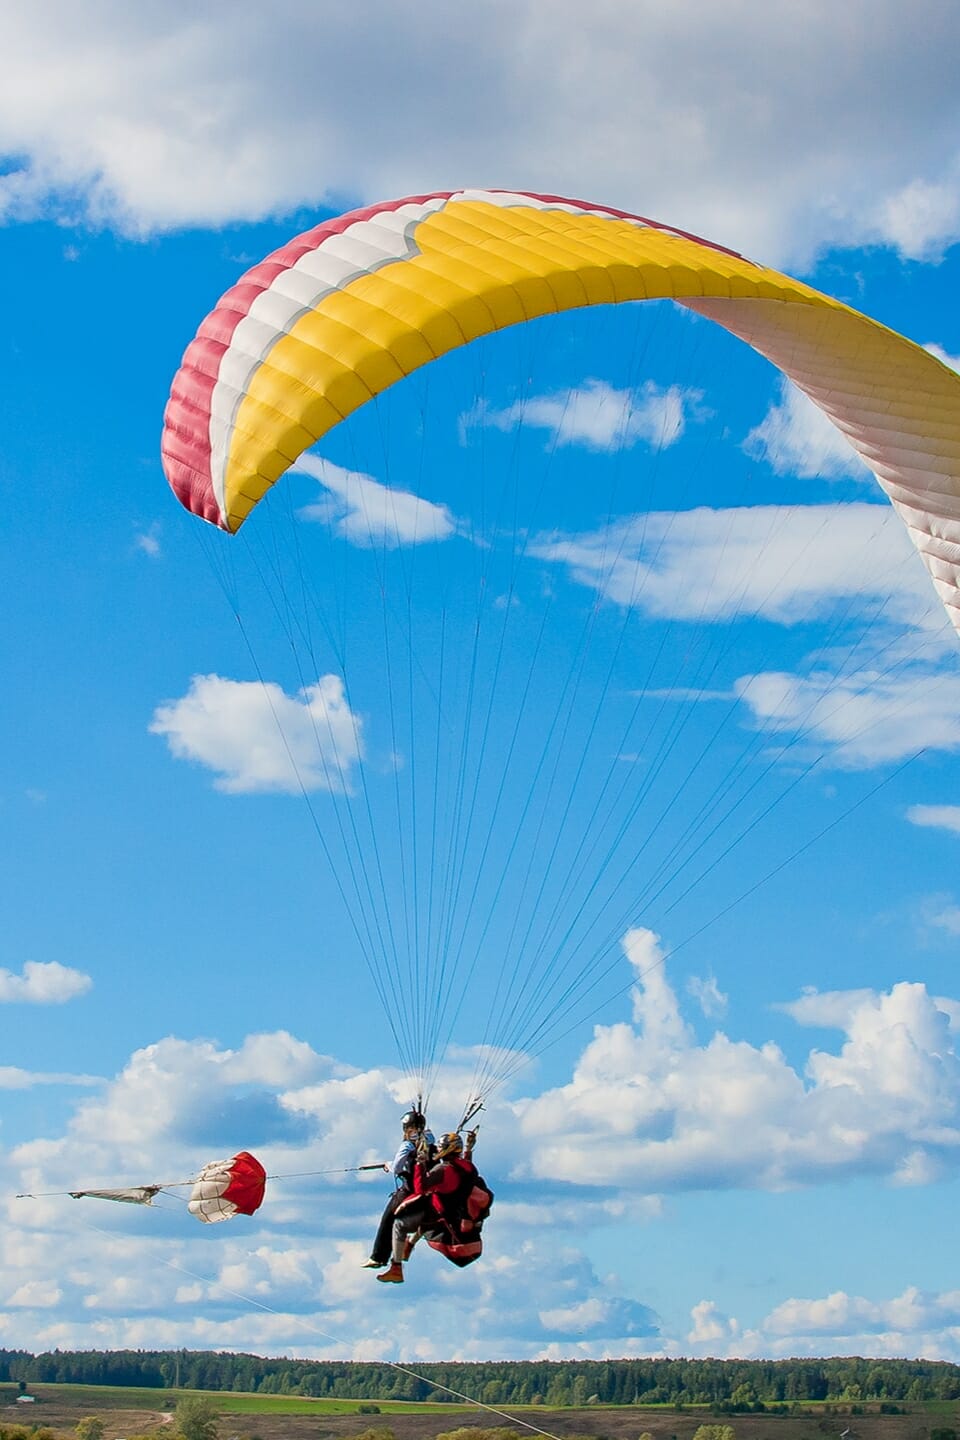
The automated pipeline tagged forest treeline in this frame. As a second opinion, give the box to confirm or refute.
[2,1352,960,1407]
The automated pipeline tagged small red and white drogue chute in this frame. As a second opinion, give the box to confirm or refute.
[187,1151,267,1223]
[68,1151,267,1224]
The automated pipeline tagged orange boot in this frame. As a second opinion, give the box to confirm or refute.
[377,1262,404,1283]
[402,1232,420,1261]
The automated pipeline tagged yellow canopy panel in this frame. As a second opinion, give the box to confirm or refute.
[161,189,960,629]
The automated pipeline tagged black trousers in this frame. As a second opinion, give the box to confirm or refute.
[370,1189,406,1264]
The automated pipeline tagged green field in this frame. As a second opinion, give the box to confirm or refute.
[14,1384,468,1416]
[13,1381,960,1422]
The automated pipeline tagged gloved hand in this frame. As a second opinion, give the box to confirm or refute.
[416,1132,430,1159]
[466,1128,478,1149]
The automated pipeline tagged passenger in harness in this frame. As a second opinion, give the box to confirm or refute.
[377,1129,493,1284]
[363,1109,435,1270]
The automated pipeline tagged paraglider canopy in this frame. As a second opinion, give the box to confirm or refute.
[162,188,960,630]
[159,189,960,1112]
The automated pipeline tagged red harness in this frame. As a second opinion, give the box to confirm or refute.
[397,1155,495,1267]
[424,1157,494,1268]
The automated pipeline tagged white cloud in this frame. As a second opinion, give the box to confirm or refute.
[0,960,91,1005]
[736,667,960,766]
[907,803,960,834]
[150,671,363,794]
[465,380,698,453]
[928,905,960,936]
[688,1298,739,1346]
[625,928,692,1054]
[804,983,959,1113]
[295,455,457,548]
[892,1149,943,1186]
[745,380,869,480]
[924,343,960,373]
[764,1285,960,1342]
[1,1023,661,1357]
[0,1068,99,1090]
[54,1031,336,1155]
[8,963,960,1357]
[935,997,960,1033]
[528,502,940,628]
[134,522,161,557]
[2,3,960,266]
[536,1294,655,1340]
[687,974,728,1018]
[879,177,960,262]
[518,937,960,1195]
[776,987,877,1029]
[7,1280,61,1308]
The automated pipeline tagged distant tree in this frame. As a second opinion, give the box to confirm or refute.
[436,1429,521,1440]
[692,1425,736,1440]
[571,1377,589,1408]
[545,1377,573,1407]
[76,1418,105,1440]
[175,1397,219,1440]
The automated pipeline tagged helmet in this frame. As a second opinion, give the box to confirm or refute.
[401,1110,425,1131]
[436,1132,463,1158]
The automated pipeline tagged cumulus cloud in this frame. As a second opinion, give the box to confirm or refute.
[0,960,91,1005]
[2,3,960,265]
[679,1286,960,1359]
[56,1031,336,1157]
[688,1298,740,1346]
[735,667,960,766]
[687,974,728,1018]
[464,380,699,452]
[764,1285,960,1341]
[8,956,960,1358]
[776,987,877,1029]
[745,380,869,480]
[150,672,363,794]
[924,343,960,373]
[927,904,960,936]
[537,1293,658,1340]
[295,456,457,548]
[528,502,940,628]
[907,803,960,834]
[7,1280,61,1308]
[518,932,960,1195]
[2,1024,663,1358]
[680,1284,960,1361]
[878,177,960,262]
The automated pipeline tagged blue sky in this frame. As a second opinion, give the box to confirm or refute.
[4,0,960,1369]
